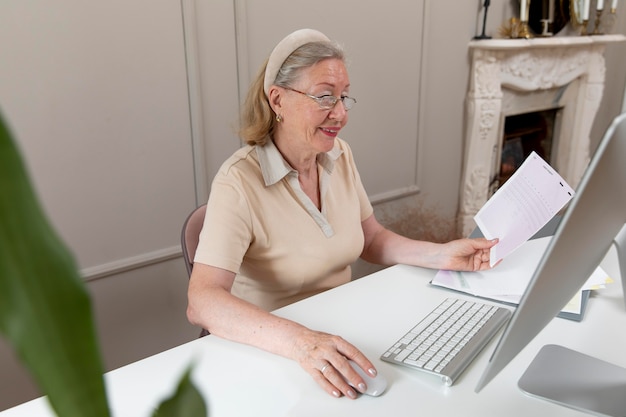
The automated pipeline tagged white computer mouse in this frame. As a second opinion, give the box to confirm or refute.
[345,360,388,397]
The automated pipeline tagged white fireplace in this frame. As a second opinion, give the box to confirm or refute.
[457,35,626,237]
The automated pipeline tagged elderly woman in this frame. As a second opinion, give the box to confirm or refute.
[187,29,498,399]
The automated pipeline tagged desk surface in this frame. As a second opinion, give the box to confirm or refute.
[2,247,624,417]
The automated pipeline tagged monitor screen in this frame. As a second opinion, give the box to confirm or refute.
[475,112,626,414]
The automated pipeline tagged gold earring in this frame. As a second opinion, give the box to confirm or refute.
[276,114,283,123]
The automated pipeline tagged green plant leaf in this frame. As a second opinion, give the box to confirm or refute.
[152,367,208,417]
[0,112,110,416]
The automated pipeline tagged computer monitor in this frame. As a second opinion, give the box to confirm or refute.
[475,112,626,415]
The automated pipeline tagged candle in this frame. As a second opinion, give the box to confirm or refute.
[521,0,528,21]
[597,0,604,9]
[549,0,555,21]
[583,0,590,19]
[611,0,618,11]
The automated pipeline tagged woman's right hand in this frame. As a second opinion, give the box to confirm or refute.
[289,327,378,399]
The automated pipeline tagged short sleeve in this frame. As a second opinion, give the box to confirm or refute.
[194,173,252,273]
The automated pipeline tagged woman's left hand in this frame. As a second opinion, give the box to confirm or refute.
[440,237,499,271]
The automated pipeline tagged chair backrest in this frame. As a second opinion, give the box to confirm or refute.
[180,204,207,277]
[180,204,210,337]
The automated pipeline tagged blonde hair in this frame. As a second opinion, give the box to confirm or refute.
[239,58,274,146]
[239,41,345,146]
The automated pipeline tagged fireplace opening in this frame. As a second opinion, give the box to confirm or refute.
[494,108,560,191]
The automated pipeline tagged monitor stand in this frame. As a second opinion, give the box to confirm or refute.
[519,345,626,416]
[518,224,626,417]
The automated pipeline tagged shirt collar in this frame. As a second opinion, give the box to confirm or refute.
[256,138,343,186]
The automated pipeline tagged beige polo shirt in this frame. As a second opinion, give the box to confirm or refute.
[194,137,373,311]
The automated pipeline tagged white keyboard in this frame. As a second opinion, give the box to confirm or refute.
[381,298,511,386]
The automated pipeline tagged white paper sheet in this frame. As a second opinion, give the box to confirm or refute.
[474,151,575,266]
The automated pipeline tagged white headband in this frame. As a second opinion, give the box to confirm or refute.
[263,28,330,97]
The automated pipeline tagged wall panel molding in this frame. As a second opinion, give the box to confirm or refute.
[81,246,182,282]
[181,0,209,206]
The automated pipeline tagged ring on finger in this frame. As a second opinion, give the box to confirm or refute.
[320,363,330,374]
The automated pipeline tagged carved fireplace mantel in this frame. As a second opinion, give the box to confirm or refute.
[457,34,626,237]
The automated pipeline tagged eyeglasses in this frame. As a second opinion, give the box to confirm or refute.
[283,86,357,111]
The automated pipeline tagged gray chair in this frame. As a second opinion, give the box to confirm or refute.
[181,204,207,277]
[180,204,209,337]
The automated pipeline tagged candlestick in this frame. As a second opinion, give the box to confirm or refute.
[592,8,604,33]
[580,19,589,34]
[474,0,492,39]
[540,19,553,36]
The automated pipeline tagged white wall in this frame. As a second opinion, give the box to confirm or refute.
[590,5,626,148]
[0,2,197,272]
[1,0,625,411]
[0,0,199,409]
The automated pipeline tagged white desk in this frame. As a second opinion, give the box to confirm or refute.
[2,246,624,417]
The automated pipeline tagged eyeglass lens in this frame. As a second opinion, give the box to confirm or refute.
[319,96,356,110]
